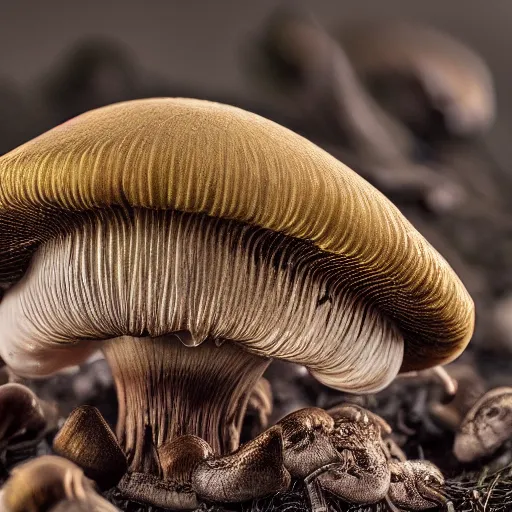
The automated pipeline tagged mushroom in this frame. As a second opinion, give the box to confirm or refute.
[254,12,414,164]
[323,403,391,503]
[340,21,495,140]
[0,98,473,505]
[454,387,512,463]
[53,405,127,490]
[0,455,120,512]
[0,383,57,465]
[253,12,464,205]
[278,407,339,478]
[429,361,486,431]
[192,425,290,503]
[119,434,213,510]
[328,403,406,462]
[387,460,446,511]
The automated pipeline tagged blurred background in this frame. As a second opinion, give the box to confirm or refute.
[0,0,509,160]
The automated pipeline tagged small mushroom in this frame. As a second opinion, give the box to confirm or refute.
[0,383,52,458]
[278,407,339,478]
[192,426,290,503]
[0,455,119,512]
[53,405,127,490]
[454,387,512,462]
[0,98,473,506]
[119,435,213,510]
[324,404,391,503]
[328,403,406,462]
[387,460,446,510]
[429,361,485,431]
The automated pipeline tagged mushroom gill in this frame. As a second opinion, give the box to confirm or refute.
[0,207,403,466]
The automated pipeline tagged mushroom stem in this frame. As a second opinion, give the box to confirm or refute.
[102,335,270,472]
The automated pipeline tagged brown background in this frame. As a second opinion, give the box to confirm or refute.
[1,0,510,163]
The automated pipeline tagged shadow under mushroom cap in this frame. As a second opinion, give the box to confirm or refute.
[0,98,474,371]
[0,208,403,393]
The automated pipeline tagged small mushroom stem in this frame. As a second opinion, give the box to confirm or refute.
[399,366,457,398]
[304,463,340,512]
[102,335,270,472]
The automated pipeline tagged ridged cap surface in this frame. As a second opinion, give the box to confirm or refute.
[0,98,474,370]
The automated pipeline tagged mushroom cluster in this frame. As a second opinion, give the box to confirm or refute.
[0,98,473,508]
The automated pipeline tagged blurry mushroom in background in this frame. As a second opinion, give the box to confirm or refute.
[0,455,120,512]
[340,21,495,142]
[429,361,486,431]
[0,383,58,467]
[397,366,457,397]
[488,294,512,355]
[454,387,512,463]
[0,98,473,506]
[251,12,466,206]
[252,11,414,164]
[40,38,140,126]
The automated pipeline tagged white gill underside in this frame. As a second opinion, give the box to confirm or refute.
[0,209,403,392]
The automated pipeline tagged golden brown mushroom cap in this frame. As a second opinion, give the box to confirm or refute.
[0,98,473,371]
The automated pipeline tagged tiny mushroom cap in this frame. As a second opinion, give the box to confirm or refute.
[0,99,473,493]
[341,21,495,139]
[53,405,128,490]
[454,387,512,463]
